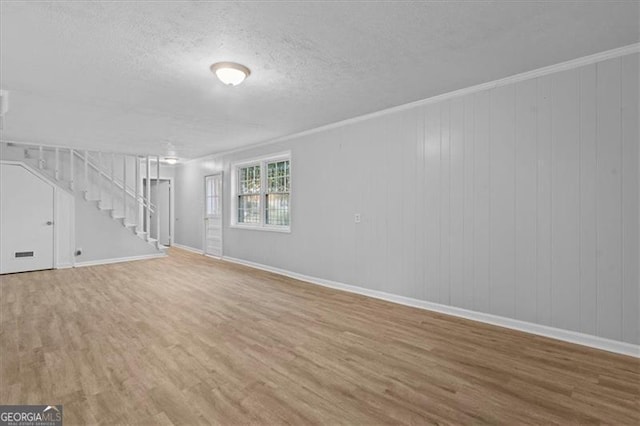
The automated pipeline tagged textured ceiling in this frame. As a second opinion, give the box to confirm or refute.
[1,1,638,158]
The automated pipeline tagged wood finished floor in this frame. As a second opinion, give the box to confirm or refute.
[1,248,638,425]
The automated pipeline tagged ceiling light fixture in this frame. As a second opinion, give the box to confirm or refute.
[164,157,178,165]
[210,62,250,86]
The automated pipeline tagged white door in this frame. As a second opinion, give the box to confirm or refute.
[149,180,171,246]
[0,164,55,274]
[204,174,223,257]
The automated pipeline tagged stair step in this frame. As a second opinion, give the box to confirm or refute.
[124,222,137,228]
[112,215,125,220]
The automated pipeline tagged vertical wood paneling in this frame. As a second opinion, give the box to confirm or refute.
[334,130,359,286]
[490,84,516,318]
[551,69,581,332]
[326,133,346,280]
[461,95,475,310]
[536,75,553,326]
[596,58,623,341]
[440,102,451,304]
[179,52,639,346]
[621,55,639,344]
[449,98,465,307]
[303,138,324,272]
[361,121,387,291]
[416,107,426,301]
[514,79,538,323]
[423,104,441,302]
[350,128,367,289]
[473,91,492,313]
[386,113,407,296]
[375,118,392,292]
[401,110,419,298]
[579,64,598,336]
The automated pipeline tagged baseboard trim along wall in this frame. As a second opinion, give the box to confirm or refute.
[74,252,166,268]
[220,254,640,358]
[56,263,74,269]
[172,243,204,255]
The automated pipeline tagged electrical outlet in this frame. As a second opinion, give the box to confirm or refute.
[354,213,361,223]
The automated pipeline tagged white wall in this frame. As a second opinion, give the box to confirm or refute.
[175,52,639,345]
[74,192,159,263]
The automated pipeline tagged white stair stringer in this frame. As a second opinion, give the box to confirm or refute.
[0,141,166,254]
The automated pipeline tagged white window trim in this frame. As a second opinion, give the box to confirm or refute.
[230,151,292,233]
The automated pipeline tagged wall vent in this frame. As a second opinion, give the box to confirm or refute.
[15,251,34,258]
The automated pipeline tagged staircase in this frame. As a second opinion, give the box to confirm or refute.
[0,140,166,252]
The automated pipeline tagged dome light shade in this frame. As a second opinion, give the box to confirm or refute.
[210,62,250,86]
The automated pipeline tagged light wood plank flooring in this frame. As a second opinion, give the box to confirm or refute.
[1,248,638,424]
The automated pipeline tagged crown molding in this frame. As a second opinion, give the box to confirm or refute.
[186,42,640,163]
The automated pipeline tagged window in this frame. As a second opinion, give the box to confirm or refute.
[237,164,261,224]
[265,160,290,226]
[231,152,291,232]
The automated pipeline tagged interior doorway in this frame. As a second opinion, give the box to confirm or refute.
[143,178,172,247]
[204,173,223,257]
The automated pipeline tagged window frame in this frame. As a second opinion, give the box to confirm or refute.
[230,151,292,233]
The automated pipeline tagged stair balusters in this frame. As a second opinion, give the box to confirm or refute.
[156,155,161,246]
[0,141,162,250]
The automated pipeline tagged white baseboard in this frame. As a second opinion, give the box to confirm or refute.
[172,243,204,255]
[55,263,74,269]
[74,252,166,267]
[172,244,222,259]
[222,255,640,358]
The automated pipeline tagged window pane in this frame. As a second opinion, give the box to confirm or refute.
[267,175,276,193]
[239,165,261,194]
[265,194,289,226]
[206,197,213,215]
[238,194,260,224]
[212,196,220,216]
[266,160,289,194]
[252,165,260,192]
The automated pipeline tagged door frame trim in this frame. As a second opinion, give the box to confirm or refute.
[142,177,174,246]
[204,172,223,259]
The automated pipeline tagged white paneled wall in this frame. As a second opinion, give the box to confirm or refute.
[175,52,639,345]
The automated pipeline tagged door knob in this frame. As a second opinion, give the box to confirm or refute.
[46,221,54,225]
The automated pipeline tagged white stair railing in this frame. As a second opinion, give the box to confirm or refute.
[1,141,162,246]
[155,155,160,244]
